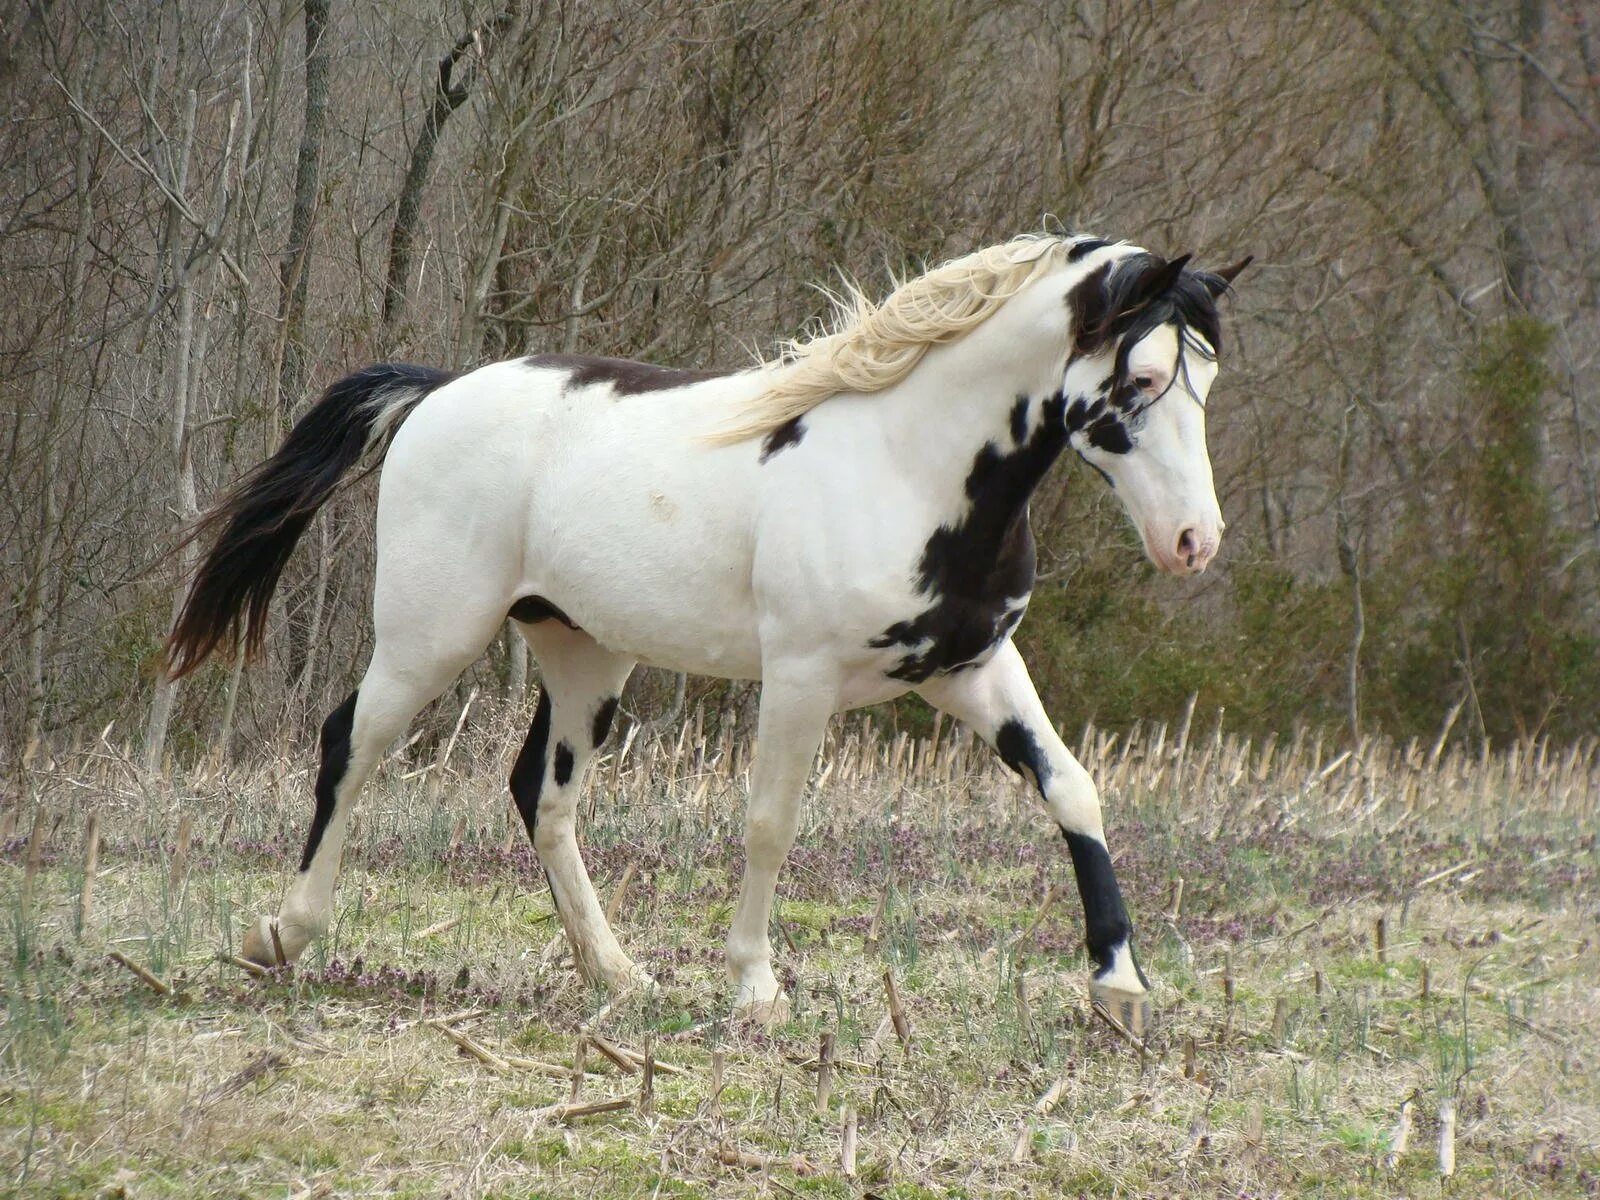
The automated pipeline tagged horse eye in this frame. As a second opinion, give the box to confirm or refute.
[1134,375,1155,390]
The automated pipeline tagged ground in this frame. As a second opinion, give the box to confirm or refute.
[4,710,1597,1198]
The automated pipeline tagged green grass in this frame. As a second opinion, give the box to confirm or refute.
[3,711,1597,1197]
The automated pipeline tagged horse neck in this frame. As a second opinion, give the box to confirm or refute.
[852,320,1071,498]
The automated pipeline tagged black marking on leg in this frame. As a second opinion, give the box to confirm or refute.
[995,718,1052,789]
[1060,829,1145,985]
[509,594,580,629]
[510,692,553,838]
[300,690,357,872]
[591,697,619,748]
[759,416,806,462]
[867,393,1066,682]
[553,740,574,787]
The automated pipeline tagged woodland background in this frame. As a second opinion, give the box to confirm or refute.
[4,0,1599,772]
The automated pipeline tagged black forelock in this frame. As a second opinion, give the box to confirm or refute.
[1070,252,1225,365]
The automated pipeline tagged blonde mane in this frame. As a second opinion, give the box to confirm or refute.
[711,234,1082,445]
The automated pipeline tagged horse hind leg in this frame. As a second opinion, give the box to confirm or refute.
[241,616,505,967]
[512,620,638,992]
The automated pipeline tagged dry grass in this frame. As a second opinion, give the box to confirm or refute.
[3,706,1598,1198]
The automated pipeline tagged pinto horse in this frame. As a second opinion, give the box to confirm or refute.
[167,234,1246,1033]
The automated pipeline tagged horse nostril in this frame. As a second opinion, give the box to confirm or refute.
[1177,528,1198,561]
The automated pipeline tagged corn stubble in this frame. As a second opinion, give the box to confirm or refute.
[2,704,1596,1197]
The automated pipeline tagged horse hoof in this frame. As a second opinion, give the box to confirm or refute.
[239,916,285,969]
[1090,981,1152,1040]
[593,960,656,996]
[621,965,659,995]
[733,991,791,1028]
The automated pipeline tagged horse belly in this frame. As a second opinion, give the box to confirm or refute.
[568,578,764,680]
[525,453,764,679]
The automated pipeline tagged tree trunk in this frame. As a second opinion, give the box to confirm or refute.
[382,9,515,339]
[20,119,93,756]
[1335,406,1364,748]
[274,0,332,418]
[143,88,203,773]
[1506,0,1544,312]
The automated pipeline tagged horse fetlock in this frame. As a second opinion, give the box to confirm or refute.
[731,979,790,1027]
[576,944,653,995]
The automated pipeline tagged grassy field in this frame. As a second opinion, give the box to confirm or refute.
[4,706,1597,1198]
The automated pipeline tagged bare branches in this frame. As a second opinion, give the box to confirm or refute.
[4,0,1600,754]
[381,4,519,333]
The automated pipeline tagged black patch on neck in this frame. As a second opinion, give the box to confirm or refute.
[869,394,1068,681]
[509,595,580,629]
[510,692,553,837]
[759,416,806,463]
[1008,395,1029,446]
[591,697,619,748]
[1067,237,1111,262]
[300,690,358,872]
[995,718,1053,789]
[525,353,728,395]
[1060,830,1143,984]
[553,741,575,787]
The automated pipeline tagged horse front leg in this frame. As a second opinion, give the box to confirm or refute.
[919,639,1151,1035]
[725,663,836,1025]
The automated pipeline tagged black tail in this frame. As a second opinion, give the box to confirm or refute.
[164,363,456,679]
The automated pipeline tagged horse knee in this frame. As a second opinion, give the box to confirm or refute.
[743,806,799,865]
[532,813,572,858]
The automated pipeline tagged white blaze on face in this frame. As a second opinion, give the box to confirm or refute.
[1073,323,1225,576]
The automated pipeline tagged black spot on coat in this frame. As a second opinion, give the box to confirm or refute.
[995,718,1052,787]
[591,697,619,748]
[1008,396,1029,446]
[1086,414,1133,454]
[759,416,806,462]
[525,353,727,395]
[870,394,1069,681]
[509,595,580,629]
[1067,237,1111,262]
[553,741,574,786]
[1065,396,1134,457]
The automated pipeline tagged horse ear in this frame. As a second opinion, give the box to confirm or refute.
[1120,254,1196,321]
[1139,253,1192,302]
[1203,255,1254,296]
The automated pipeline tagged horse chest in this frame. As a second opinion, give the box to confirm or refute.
[868,513,1036,683]
[852,401,1067,684]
